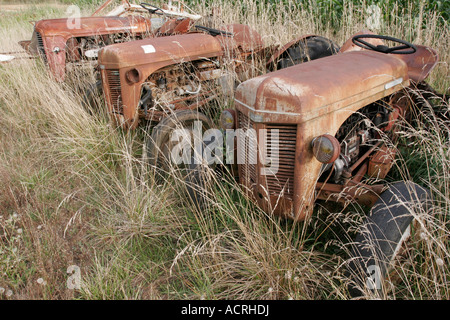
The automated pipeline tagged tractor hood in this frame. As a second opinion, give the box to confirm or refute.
[34,15,150,38]
[98,33,224,69]
[235,50,410,124]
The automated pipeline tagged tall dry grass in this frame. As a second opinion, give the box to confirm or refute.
[0,0,448,300]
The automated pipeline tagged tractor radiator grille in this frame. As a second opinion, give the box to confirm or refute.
[263,124,297,197]
[237,111,297,198]
[106,69,123,114]
[35,31,47,62]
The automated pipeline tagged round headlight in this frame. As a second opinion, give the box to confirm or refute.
[220,109,236,130]
[311,134,340,163]
[125,68,141,84]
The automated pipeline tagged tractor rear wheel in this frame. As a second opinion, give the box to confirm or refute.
[272,36,340,71]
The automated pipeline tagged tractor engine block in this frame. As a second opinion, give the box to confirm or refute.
[138,58,232,114]
[327,101,393,183]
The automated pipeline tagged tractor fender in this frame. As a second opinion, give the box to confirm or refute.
[394,45,438,83]
[340,30,439,83]
[220,24,265,52]
[266,34,316,67]
[266,35,340,70]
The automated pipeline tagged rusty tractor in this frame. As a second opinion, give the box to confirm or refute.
[10,0,201,82]
[205,32,438,296]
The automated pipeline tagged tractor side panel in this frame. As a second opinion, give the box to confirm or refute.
[42,35,67,81]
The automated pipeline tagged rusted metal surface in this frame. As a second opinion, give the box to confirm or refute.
[159,17,192,35]
[234,36,438,221]
[34,16,150,38]
[99,32,224,128]
[28,15,152,81]
[99,33,223,69]
[18,1,199,81]
[315,181,385,207]
[394,45,439,83]
[234,51,409,124]
[367,145,397,179]
[347,141,383,174]
[339,30,384,53]
[340,30,439,83]
[99,24,270,129]
[219,24,265,53]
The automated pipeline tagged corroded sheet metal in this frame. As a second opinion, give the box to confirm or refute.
[99,33,223,69]
[340,30,439,83]
[235,50,410,124]
[394,45,438,83]
[219,24,265,52]
[99,33,224,128]
[30,15,151,81]
[34,15,150,38]
[339,30,384,53]
[367,145,397,179]
[99,24,268,128]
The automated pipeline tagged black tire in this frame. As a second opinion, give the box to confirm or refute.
[272,36,340,71]
[146,110,214,172]
[183,138,218,210]
[82,80,103,115]
[347,181,431,298]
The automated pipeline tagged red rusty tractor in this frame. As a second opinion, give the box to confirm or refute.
[211,32,439,296]
[12,0,201,82]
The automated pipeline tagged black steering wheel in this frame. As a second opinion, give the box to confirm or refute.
[140,3,163,14]
[194,25,234,37]
[352,34,416,54]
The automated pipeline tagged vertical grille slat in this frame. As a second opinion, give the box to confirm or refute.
[35,31,47,62]
[106,70,123,114]
[238,111,257,185]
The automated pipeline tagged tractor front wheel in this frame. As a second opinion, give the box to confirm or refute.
[146,110,214,172]
[82,80,103,115]
[346,181,431,298]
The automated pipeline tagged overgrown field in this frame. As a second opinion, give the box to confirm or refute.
[0,0,448,300]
